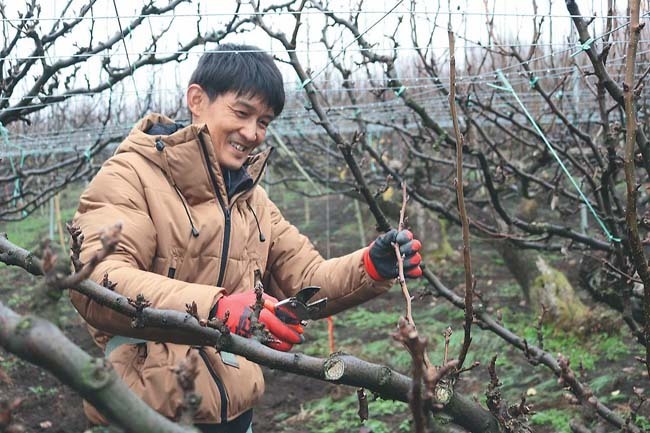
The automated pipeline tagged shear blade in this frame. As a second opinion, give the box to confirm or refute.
[306,298,327,317]
[295,286,320,304]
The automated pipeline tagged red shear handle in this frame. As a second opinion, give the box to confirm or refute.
[213,291,304,351]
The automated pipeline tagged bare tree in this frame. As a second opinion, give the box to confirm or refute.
[0,0,249,220]
[1,1,649,432]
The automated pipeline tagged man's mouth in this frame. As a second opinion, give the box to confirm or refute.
[229,141,249,153]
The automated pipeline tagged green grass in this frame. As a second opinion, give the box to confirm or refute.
[0,354,25,373]
[530,408,572,433]
[278,392,408,433]
[634,416,650,431]
[0,205,76,251]
[500,309,627,371]
[28,385,59,397]
[0,184,82,251]
[343,308,401,330]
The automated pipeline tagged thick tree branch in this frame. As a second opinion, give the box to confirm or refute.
[0,233,502,433]
[0,303,197,433]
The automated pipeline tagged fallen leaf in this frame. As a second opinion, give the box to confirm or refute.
[39,420,52,429]
[284,405,317,424]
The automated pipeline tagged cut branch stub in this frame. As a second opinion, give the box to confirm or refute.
[324,356,345,381]
[432,380,454,406]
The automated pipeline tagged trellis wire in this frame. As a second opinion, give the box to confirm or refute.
[490,70,621,243]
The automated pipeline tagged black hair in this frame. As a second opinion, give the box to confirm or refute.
[189,43,285,116]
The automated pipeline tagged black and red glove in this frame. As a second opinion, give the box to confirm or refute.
[212,291,304,352]
[363,229,423,281]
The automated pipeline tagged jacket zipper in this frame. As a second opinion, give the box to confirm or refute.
[197,134,231,287]
[198,348,229,422]
[215,193,231,287]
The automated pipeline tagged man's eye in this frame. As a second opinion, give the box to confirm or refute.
[235,110,248,117]
[258,120,269,129]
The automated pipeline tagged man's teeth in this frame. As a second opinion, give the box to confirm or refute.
[230,142,247,152]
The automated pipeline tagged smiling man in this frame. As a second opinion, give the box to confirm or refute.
[70,44,423,432]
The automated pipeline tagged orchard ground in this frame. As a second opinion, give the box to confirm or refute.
[0,182,646,433]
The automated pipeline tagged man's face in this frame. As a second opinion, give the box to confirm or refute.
[192,90,275,170]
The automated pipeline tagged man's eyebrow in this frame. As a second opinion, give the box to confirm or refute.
[233,100,256,111]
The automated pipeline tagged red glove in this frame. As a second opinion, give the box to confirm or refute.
[212,291,304,351]
[363,229,423,281]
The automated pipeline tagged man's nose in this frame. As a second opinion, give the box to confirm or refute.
[241,121,258,142]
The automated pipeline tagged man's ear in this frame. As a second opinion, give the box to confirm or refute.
[186,84,206,122]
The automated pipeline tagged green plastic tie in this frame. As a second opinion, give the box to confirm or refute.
[300,78,312,89]
[394,85,406,97]
[84,147,92,162]
[496,69,620,243]
[570,37,594,57]
[0,121,8,141]
[486,82,509,92]
[529,76,539,88]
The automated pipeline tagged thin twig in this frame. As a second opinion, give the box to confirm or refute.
[394,182,414,325]
[448,21,474,372]
[621,0,650,377]
[536,304,548,350]
[393,317,427,433]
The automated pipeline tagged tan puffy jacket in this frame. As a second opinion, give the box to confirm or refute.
[70,113,391,424]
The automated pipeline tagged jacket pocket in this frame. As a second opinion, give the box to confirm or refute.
[198,347,229,422]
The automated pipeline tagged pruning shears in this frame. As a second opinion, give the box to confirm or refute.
[265,286,327,325]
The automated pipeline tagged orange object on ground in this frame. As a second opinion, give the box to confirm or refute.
[327,316,335,353]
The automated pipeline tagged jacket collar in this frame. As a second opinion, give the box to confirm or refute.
[117,113,272,205]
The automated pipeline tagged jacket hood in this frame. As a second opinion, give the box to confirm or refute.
[116,113,272,204]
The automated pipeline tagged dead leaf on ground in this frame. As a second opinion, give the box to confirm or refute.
[283,404,318,424]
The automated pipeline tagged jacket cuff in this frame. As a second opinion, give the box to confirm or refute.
[362,245,384,281]
[209,303,218,319]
